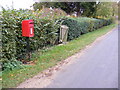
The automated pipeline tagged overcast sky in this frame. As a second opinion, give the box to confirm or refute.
[0,0,36,11]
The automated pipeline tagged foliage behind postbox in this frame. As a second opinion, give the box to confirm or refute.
[1,8,113,71]
[1,9,60,70]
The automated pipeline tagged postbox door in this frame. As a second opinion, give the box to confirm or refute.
[29,20,34,37]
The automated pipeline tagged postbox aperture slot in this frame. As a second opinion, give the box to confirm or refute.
[29,22,34,24]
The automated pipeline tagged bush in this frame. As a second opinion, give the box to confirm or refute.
[1,9,61,71]
[62,17,112,41]
[62,18,82,40]
[1,8,112,71]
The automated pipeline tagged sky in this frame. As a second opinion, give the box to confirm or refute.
[0,0,36,11]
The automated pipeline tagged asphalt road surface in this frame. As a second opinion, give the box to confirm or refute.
[46,27,118,88]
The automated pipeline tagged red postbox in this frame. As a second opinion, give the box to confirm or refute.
[22,19,34,37]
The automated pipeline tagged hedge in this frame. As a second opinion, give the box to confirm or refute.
[1,9,112,71]
[1,9,61,70]
[62,17,112,41]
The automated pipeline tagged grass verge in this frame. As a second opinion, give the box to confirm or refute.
[2,24,116,88]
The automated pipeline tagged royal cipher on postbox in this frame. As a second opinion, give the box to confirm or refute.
[22,19,34,37]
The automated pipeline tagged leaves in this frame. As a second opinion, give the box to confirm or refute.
[1,9,62,71]
[62,17,112,41]
[95,2,118,18]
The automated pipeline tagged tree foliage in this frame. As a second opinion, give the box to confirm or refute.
[95,2,118,18]
[33,2,118,18]
[80,2,97,17]
[33,2,97,17]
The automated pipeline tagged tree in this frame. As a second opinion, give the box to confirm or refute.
[80,2,97,17]
[33,2,54,10]
[95,2,118,18]
[33,2,80,15]
[33,2,97,17]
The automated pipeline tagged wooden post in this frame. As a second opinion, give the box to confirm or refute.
[59,25,69,44]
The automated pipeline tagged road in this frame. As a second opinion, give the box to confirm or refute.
[46,27,118,88]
